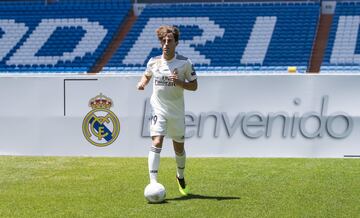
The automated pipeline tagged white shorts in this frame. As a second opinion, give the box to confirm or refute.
[150,114,185,143]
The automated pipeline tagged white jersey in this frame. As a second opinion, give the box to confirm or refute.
[144,54,197,118]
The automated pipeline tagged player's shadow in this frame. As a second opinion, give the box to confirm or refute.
[166,193,240,201]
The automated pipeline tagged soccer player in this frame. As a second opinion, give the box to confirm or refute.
[137,25,198,196]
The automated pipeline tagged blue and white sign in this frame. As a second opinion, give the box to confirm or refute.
[0,74,359,158]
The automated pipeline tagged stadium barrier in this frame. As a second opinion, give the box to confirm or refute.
[0,73,359,158]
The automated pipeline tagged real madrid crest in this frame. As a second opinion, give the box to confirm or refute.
[82,93,120,147]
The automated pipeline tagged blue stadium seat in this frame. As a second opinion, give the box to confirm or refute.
[322,1,360,72]
[106,2,320,73]
[0,0,131,73]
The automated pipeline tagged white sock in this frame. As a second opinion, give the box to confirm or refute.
[175,150,186,179]
[148,146,161,183]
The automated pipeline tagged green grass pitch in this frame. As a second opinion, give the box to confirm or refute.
[0,156,359,217]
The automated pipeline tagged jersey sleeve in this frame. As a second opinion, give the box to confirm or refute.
[144,58,156,77]
[185,59,197,82]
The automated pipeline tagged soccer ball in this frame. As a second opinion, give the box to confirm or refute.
[144,182,166,203]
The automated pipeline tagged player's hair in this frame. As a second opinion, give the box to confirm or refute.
[156,26,179,43]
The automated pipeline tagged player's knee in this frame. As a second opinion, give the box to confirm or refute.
[152,137,163,148]
[173,139,184,155]
[174,144,184,155]
[175,149,185,156]
[172,136,184,144]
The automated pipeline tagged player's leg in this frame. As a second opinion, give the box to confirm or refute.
[169,117,189,195]
[173,140,185,179]
[173,139,189,196]
[148,114,166,183]
[148,135,164,183]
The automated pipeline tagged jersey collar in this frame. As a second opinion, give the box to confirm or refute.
[162,54,176,63]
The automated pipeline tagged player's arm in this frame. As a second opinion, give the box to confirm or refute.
[177,79,198,91]
[172,60,198,91]
[169,69,197,91]
[137,74,152,90]
[137,58,155,90]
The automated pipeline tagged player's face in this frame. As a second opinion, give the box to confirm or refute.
[161,34,177,60]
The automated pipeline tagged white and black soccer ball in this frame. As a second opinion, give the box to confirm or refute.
[144,182,166,203]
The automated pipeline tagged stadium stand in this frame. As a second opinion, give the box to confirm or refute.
[5,0,349,73]
[105,1,320,73]
[0,0,131,73]
[321,1,360,72]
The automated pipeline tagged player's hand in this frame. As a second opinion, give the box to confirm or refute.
[137,82,145,90]
[169,69,182,87]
